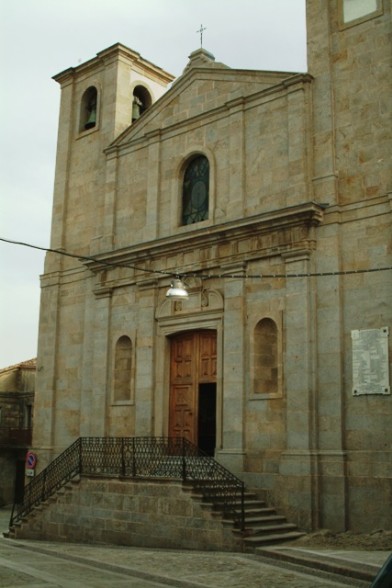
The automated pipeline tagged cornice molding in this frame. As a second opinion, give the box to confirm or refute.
[53,42,174,86]
[83,202,325,274]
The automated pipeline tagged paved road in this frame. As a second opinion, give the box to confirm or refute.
[0,536,363,588]
[0,539,168,587]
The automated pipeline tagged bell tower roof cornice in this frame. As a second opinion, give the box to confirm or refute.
[52,42,175,86]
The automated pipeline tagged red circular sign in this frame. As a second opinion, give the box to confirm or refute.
[26,451,37,469]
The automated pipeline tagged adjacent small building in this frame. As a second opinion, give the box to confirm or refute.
[0,359,35,505]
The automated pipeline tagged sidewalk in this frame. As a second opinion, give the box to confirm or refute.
[1,506,390,586]
[257,544,390,585]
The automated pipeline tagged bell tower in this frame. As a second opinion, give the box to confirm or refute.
[47,44,174,266]
[306,0,389,207]
[303,0,391,531]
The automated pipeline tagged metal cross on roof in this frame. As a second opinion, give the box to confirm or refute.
[197,24,207,47]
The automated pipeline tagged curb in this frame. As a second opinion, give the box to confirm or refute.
[256,546,379,583]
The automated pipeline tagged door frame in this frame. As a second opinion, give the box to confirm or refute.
[155,315,223,450]
[168,329,217,450]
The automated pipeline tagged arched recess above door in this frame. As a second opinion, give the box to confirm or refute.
[156,286,223,320]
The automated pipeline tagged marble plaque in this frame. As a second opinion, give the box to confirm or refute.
[351,327,390,396]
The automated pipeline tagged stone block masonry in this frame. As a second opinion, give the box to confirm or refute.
[14,476,241,552]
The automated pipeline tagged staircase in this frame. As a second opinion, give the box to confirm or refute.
[8,437,305,549]
[186,484,305,549]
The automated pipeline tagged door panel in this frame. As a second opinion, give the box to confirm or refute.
[169,333,196,443]
[170,385,194,438]
[199,331,217,380]
[169,330,216,447]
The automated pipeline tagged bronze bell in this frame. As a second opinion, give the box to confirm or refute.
[132,95,143,121]
[84,104,96,130]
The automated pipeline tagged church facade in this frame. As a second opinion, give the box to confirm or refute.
[33,0,391,532]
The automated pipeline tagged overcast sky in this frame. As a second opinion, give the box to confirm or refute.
[0,0,307,368]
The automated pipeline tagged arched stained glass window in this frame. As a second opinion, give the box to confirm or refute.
[182,155,209,225]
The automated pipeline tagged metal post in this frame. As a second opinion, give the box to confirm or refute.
[42,468,47,502]
[9,467,19,527]
[181,437,187,482]
[240,482,245,532]
[121,437,125,476]
[79,438,83,475]
[132,437,136,477]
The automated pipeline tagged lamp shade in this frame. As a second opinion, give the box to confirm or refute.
[166,278,189,299]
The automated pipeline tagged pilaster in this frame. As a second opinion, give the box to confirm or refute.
[134,279,158,435]
[79,286,98,436]
[228,99,245,218]
[145,131,161,241]
[216,263,246,472]
[97,149,118,253]
[279,250,318,529]
[32,275,62,469]
[90,287,113,437]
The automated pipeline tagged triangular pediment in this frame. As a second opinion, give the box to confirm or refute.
[108,48,300,150]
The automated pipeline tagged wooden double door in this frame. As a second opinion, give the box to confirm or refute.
[169,330,217,455]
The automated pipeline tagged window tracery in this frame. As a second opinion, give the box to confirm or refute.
[182,155,209,225]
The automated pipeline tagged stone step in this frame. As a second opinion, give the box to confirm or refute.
[227,505,276,518]
[232,518,292,534]
[244,531,306,547]
[200,497,278,517]
[227,510,286,527]
[243,514,287,526]
[226,507,277,518]
[191,487,257,499]
[208,498,267,509]
[246,522,298,535]
[256,544,377,584]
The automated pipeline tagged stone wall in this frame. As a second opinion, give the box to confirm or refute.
[14,476,241,551]
[0,451,16,505]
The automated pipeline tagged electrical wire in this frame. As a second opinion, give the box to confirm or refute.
[0,237,171,276]
[1,236,391,280]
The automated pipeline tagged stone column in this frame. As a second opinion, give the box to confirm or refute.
[134,280,158,436]
[279,250,318,530]
[286,79,313,208]
[88,287,113,437]
[228,99,245,219]
[215,264,246,473]
[145,130,161,241]
[79,284,99,437]
[315,226,347,531]
[49,73,75,259]
[98,150,118,253]
[306,0,339,207]
[32,274,62,470]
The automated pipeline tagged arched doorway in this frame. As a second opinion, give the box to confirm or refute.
[169,330,217,455]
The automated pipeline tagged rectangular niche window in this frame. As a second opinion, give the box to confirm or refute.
[252,317,282,399]
[342,0,382,24]
[113,335,133,403]
[351,327,390,396]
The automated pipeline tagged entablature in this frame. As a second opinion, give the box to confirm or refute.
[85,202,324,296]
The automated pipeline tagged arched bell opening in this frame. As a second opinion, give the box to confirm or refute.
[132,85,152,122]
[80,86,98,132]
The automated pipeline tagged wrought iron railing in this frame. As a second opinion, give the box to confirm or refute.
[10,437,245,531]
